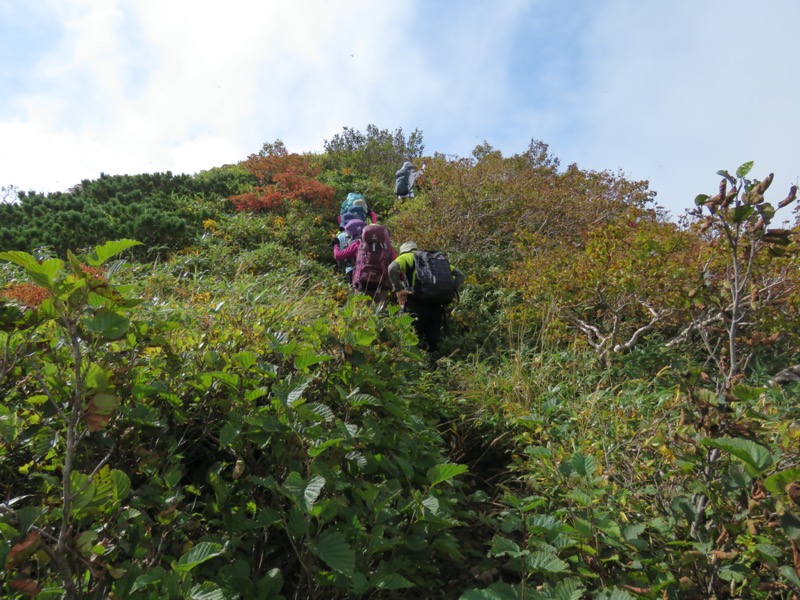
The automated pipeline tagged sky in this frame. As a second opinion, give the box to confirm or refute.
[1,0,798,219]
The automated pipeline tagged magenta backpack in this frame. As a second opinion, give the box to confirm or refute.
[353,225,393,290]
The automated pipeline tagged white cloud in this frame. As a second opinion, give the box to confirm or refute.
[0,0,797,223]
[558,0,800,216]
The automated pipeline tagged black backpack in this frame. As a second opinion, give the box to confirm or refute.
[413,251,457,304]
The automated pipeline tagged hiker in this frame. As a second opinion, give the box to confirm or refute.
[338,193,377,228]
[388,242,465,353]
[395,161,426,200]
[333,218,366,284]
[333,221,396,304]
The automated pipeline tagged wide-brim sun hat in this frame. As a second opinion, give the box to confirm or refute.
[399,241,418,254]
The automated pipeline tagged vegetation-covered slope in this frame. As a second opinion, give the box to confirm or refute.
[1,127,799,599]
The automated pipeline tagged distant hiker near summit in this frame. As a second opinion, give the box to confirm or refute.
[395,160,426,200]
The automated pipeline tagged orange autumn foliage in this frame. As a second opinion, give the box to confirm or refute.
[2,283,50,308]
[231,151,335,214]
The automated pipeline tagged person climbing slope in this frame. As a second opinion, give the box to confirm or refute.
[387,241,465,353]
[338,193,377,228]
[395,161,426,200]
[333,220,397,305]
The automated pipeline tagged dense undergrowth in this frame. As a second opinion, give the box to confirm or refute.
[1,131,800,599]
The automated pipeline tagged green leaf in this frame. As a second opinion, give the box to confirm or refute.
[756,544,783,558]
[174,542,224,573]
[85,239,141,266]
[219,421,241,447]
[372,573,414,590]
[549,578,585,600]
[314,531,355,576]
[703,437,774,477]
[232,351,258,370]
[0,252,64,289]
[427,462,468,487]
[304,474,326,509]
[780,565,800,588]
[730,383,764,402]
[718,563,749,582]
[731,205,755,224]
[308,438,345,458]
[570,452,597,478]
[16,506,44,534]
[764,467,800,495]
[781,511,800,541]
[130,567,165,593]
[736,161,754,178]
[273,377,310,406]
[602,591,637,600]
[460,582,519,600]
[525,550,569,573]
[111,470,131,501]
[188,582,226,600]
[489,535,523,558]
[694,194,710,207]
[83,309,130,339]
[70,471,96,510]
[294,352,332,371]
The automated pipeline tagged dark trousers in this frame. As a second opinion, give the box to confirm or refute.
[403,297,444,352]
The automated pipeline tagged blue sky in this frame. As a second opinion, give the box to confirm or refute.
[1,0,798,219]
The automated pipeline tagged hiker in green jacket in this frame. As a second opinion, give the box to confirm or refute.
[387,241,465,353]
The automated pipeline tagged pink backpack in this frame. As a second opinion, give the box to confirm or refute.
[353,225,393,289]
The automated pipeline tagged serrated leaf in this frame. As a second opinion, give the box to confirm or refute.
[459,581,519,600]
[345,451,366,467]
[308,402,335,422]
[304,474,326,509]
[107,470,130,502]
[422,495,440,515]
[314,531,354,576]
[294,352,332,371]
[764,467,800,495]
[489,535,523,558]
[308,438,345,458]
[427,462,468,487]
[174,542,223,573]
[130,567,164,593]
[549,577,584,600]
[372,572,414,590]
[85,239,141,266]
[232,350,258,370]
[0,251,63,288]
[83,309,130,339]
[730,383,763,402]
[188,581,226,600]
[781,511,800,541]
[70,471,96,509]
[603,590,637,600]
[273,378,310,407]
[703,437,774,477]
[570,452,597,478]
[525,550,569,573]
